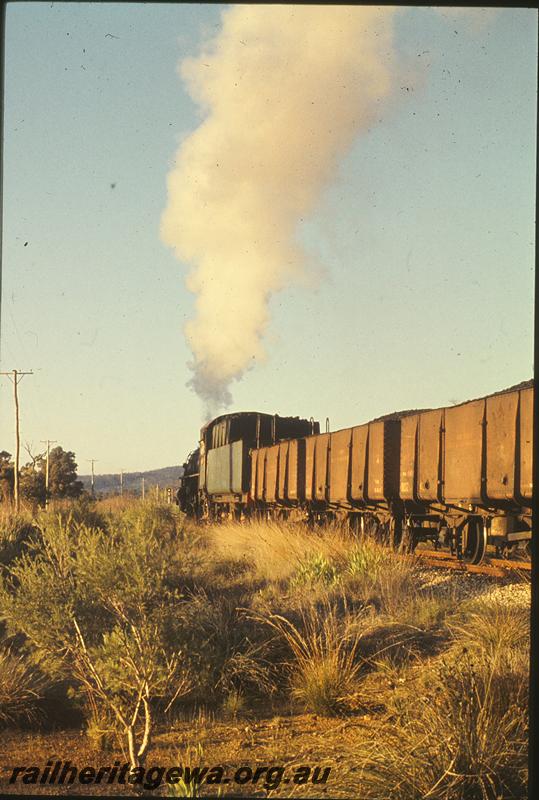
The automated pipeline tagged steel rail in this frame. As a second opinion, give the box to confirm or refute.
[415,548,531,577]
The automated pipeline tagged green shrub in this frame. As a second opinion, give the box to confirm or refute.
[113,498,179,541]
[291,553,340,588]
[344,543,417,617]
[0,510,37,570]
[347,544,389,578]
[86,710,117,752]
[0,504,192,768]
[221,689,247,720]
[41,496,107,531]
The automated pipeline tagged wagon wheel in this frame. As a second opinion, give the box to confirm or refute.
[200,497,211,522]
[365,516,384,543]
[399,525,416,554]
[389,518,403,550]
[461,520,487,565]
[375,521,389,545]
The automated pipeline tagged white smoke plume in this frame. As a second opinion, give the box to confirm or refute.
[161,5,399,413]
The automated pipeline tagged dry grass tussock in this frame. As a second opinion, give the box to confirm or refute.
[207,518,415,586]
[0,643,50,727]
[207,518,354,581]
[248,596,376,716]
[449,596,530,662]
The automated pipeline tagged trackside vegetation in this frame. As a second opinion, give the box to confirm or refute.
[0,499,529,798]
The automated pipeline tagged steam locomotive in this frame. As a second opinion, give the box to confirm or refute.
[177,382,533,564]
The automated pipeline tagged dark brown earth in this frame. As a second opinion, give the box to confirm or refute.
[0,714,377,797]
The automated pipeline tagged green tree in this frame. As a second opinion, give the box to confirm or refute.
[16,446,83,505]
[47,447,83,499]
[0,451,14,503]
[0,507,190,769]
[18,464,46,505]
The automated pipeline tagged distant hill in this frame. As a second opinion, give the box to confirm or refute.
[79,465,183,497]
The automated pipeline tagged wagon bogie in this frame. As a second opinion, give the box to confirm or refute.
[397,384,533,562]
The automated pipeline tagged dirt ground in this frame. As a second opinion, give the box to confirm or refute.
[0,713,377,797]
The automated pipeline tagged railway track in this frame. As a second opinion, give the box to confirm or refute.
[415,548,531,578]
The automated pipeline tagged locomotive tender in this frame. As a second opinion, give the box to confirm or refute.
[177,382,533,565]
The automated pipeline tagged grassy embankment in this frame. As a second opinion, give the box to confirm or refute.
[0,497,529,798]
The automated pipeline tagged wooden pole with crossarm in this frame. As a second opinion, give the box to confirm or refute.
[40,439,57,507]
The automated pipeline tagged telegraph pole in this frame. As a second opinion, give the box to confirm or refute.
[141,476,145,499]
[0,370,33,511]
[87,459,98,497]
[40,439,57,507]
[120,469,124,496]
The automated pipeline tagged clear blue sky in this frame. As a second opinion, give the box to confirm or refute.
[1,4,536,474]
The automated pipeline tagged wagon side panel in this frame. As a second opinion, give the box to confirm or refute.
[304,436,317,501]
[287,439,300,501]
[485,391,519,501]
[265,444,279,503]
[400,415,418,500]
[443,400,485,504]
[231,440,244,494]
[206,445,232,495]
[254,448,267,502]
[314,433,330,501]
[350,424,369,503]
[329,428,352,504]
[277,441,289,502]
[366,421,386,501]
[418,409,444,502]
[519,386,533,502]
